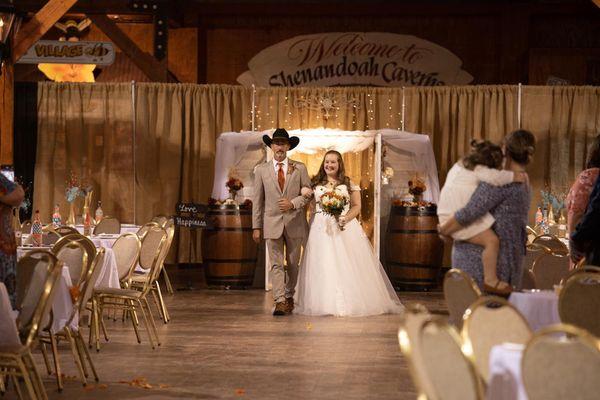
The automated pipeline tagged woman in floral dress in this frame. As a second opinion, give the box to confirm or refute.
[566,135,600,265]
[0,174,24,307]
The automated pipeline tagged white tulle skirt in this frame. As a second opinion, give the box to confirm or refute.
[294,213,404,317]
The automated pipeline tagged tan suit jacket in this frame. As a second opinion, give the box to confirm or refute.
[252,159,311,239]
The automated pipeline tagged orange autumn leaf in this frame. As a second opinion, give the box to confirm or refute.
[235,388,246,396]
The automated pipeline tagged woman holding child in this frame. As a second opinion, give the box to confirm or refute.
[439,130,536,292]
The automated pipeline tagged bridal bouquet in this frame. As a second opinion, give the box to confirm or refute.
[320,190,349,230]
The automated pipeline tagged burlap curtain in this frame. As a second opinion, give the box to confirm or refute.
[35,82,134,222]
[134,83,251,262]
[522,86,600,213]
[35,83,600,262]
[403,85,519,181]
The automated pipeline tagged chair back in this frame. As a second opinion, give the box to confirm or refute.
[443,269,481,329]
[151,223,175,282]
[531,252,570,290]
[42,231,61,246]
[521,243,552,273]
[532,234,568,255]
[136,221,160,240]
[520,268,537,290]
[151,214,169,227]
[462,296,532,382]
[522,324,600,400]
[15,250,62,348]
[112,233,142,282]
[21,220,32,234]
[398,304,438,400]
[136,225,168,293]
[558,272,600,337]
[78,248,106,316]
[52,234,96,284]
[55,225,79,236]
[526,226,537,244]
[419,318,483,400]
[93,216,121,235]
[0,282,20,346]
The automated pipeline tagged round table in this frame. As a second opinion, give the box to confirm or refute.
[509,290,560,332]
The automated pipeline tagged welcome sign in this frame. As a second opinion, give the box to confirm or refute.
[237,32,473,87]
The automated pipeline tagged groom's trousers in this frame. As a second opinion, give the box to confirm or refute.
[266,228,302,303]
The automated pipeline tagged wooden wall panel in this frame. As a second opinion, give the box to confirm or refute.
[204,15,501,85]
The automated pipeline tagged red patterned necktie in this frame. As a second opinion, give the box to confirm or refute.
[277,162,285,192]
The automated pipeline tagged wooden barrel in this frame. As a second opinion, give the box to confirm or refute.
[201,206,258,288]
[385,205,444,291]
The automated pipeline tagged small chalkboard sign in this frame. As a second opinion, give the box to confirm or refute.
[175,202,211,229]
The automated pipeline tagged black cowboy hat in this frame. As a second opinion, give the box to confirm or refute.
[262,128,300,150]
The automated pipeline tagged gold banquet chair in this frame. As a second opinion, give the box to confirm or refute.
[111,233,142,286]
[91,225,168,350]
[443,269,481,329]
[522,324,600,400]
[558,272,600,337]
[521,243,552,273]
[461,296,532,383]
[54,225,79,236]
[397,304,438,400]
[526,226,537,244]
[93,217,121,235]
[151,214,169,227]
[531,252,570,290]
[0,251,62,400]
[41,239,100,390]
[130,223,174,323]
[52,234,96,283]
[419,318,484,400]
[136,221,160,240]
[532,234,568,255]
[159,218,175,295]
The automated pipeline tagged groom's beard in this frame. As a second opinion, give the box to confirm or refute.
[274,151,286,161]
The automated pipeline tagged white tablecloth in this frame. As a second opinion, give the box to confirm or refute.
[75,224,140,235]
[90,235,120,249]
[509,291,560,332]
[0,282,19,346]
[487,343,527,400]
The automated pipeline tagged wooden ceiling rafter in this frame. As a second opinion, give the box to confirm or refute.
[87,14,177,83]
[12,0,80,62]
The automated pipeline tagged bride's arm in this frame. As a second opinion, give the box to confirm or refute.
[343,189,361,222]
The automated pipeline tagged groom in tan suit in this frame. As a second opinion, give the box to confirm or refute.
[252,128,312,315]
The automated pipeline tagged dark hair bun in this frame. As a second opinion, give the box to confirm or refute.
[504,130,536,165]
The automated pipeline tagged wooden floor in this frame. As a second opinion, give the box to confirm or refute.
[13,271,448,400]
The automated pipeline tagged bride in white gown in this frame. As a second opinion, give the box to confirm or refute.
[295,150,404,317]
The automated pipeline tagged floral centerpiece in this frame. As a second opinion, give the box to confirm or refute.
[408,176,427,202]
[540,188,566,224]
[65,171,86,225]
[320,190,349,230]
[225,168,244,204]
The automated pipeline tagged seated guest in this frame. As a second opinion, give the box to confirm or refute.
[566,134,600,265]
[571,175,600,266]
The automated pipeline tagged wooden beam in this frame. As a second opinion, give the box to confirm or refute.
[13,0,79,62]
[0,62,14,165]
[88,14,172,82]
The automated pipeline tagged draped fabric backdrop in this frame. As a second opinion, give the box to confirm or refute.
[34,83,600,262]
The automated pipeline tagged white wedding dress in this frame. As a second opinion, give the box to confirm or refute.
[294,183,404,317]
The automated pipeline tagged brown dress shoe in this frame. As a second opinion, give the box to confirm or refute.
[273,301,287,316]
[284,297,294,314]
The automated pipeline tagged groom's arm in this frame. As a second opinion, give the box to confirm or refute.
[252,166,265,230]
[290,164,312,210]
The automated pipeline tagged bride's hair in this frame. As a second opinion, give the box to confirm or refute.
[312,150,351,187]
